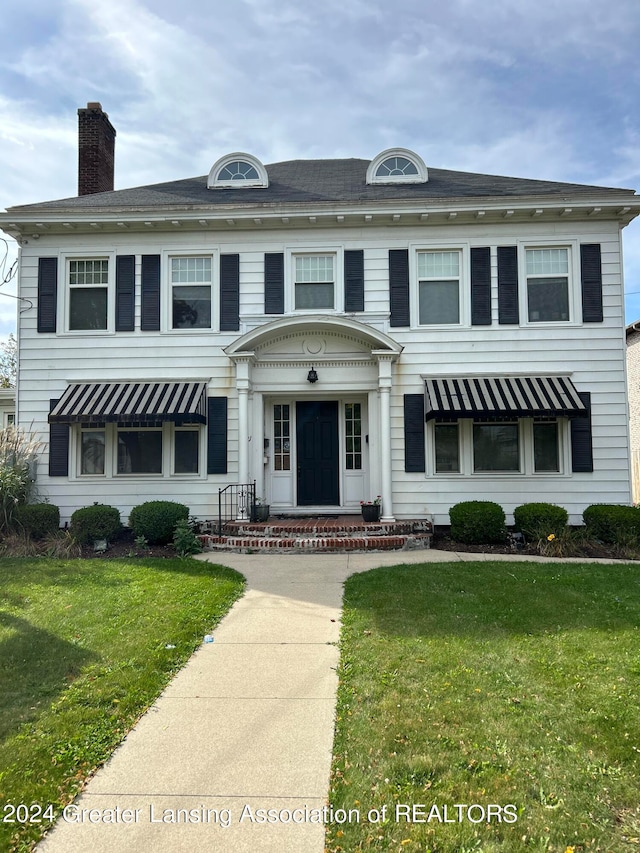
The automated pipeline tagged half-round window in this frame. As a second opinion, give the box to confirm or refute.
[208,153,269,189]
[366,148,428,185]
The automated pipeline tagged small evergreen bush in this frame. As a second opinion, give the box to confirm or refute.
[513,502,568,542]
[128,501,189,544]
[70,503,122,545]
[14,503,60,539]
[449,500,506,544]
[583,504,640,545]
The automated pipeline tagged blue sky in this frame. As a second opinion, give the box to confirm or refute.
[1,0,640,344]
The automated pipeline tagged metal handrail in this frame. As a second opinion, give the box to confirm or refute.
[217,481,256,535]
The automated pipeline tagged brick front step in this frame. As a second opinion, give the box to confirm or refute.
[199,532,432,553]
[221,518,432,538]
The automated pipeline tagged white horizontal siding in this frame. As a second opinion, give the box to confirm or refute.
[15,218,632,524]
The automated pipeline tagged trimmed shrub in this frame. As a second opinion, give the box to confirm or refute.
[583,504,640,545]
[129,501,189,545]
[513,502,568,542]
[449,500,506,545]
[70,503,122,545]
[14,503,60,539]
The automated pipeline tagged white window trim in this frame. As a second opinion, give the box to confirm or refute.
[73,422,206,479]
[518,240,578,327]
[410,243,468,328]
[428,418,568,477]
[162,249,217,333]
[285,246,344,314]
[207,152,269,189]
[367,148,428,185]
[60,251,116,335]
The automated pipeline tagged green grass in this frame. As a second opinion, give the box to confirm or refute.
[328,561,640,853]
[0,557,244,852]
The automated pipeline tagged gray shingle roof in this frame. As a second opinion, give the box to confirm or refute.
[8,158,635,212]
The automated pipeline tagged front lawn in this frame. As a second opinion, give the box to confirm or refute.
[0,557,243,852]
[328,561,640,853]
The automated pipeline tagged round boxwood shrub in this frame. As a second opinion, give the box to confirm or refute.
[70,503,122,545]
[449,500,506,545]
[583,504,640,545]
[513,502,568,542]
[128,500,189,545]
[14,503,60,539]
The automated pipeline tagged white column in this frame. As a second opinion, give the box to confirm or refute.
[230,354,254,520]
[373,351,398,522]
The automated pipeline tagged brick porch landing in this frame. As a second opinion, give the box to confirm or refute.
[199,515,432,553]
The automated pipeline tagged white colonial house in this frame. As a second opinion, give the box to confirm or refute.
[1,103,638,526]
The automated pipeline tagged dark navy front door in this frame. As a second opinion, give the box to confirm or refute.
[296,401,339,505]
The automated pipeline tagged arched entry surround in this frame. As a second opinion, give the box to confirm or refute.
[225,316,402,521]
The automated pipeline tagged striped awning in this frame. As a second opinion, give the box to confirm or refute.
[48,382,208,425]
[424,376,587,421]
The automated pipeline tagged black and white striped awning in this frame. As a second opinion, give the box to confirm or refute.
[424,376,587,421]
[48,382,208,425]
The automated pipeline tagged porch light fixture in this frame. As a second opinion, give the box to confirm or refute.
[307,366,319,384]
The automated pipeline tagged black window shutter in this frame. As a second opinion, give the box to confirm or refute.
[264,253,284,314]
[37,258,58,333]
[581,244,603,323]
[571,392,593,473]
[141,255,161,331]
[115,255,135,331]
[344,249,365,312]
[48,399,69,477]
[207,396,228,475]
[389,249,410,327]
[404,393,426,473]
[471,247,491,325]
[497,246,519,324]
[220,254,240,331]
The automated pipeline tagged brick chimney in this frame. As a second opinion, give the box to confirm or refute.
[77,102,116,195]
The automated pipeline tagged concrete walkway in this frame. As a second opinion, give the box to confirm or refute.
[37,548,624,852]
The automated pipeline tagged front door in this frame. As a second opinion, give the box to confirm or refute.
[296,401,339,505]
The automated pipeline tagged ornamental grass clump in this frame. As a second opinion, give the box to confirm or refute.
[449,500,506,544]
[0,426,41,532]
[513,501,568,542]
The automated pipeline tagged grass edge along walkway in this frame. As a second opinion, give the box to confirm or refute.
[327,560,640,853]
[0,556,244,853]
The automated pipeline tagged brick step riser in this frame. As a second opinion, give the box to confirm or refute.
[221,522,432,538]
[199,534,432,553]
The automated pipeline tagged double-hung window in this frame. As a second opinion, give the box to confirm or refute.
[68,259,109,330]
[294,255,335,310]
[525,248,569,322]
[171,256,212,329]
[417,250,461,324]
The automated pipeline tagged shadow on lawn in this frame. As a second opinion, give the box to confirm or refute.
[346,561,640,638]
[0,612,96,743]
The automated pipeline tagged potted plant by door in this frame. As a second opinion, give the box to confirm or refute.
[360,496,382,522]
[250,497,270,522]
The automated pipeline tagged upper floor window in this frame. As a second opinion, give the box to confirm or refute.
[417,250,461,325]
[207,152,269,189]
[68,259,108,330]
[366,147,428,185]
[171,256,212,329]
[525,248,570,322]
[294,255,335,310]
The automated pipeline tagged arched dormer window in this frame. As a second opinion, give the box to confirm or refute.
[366,148,428,185]
[207,152,269,189]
